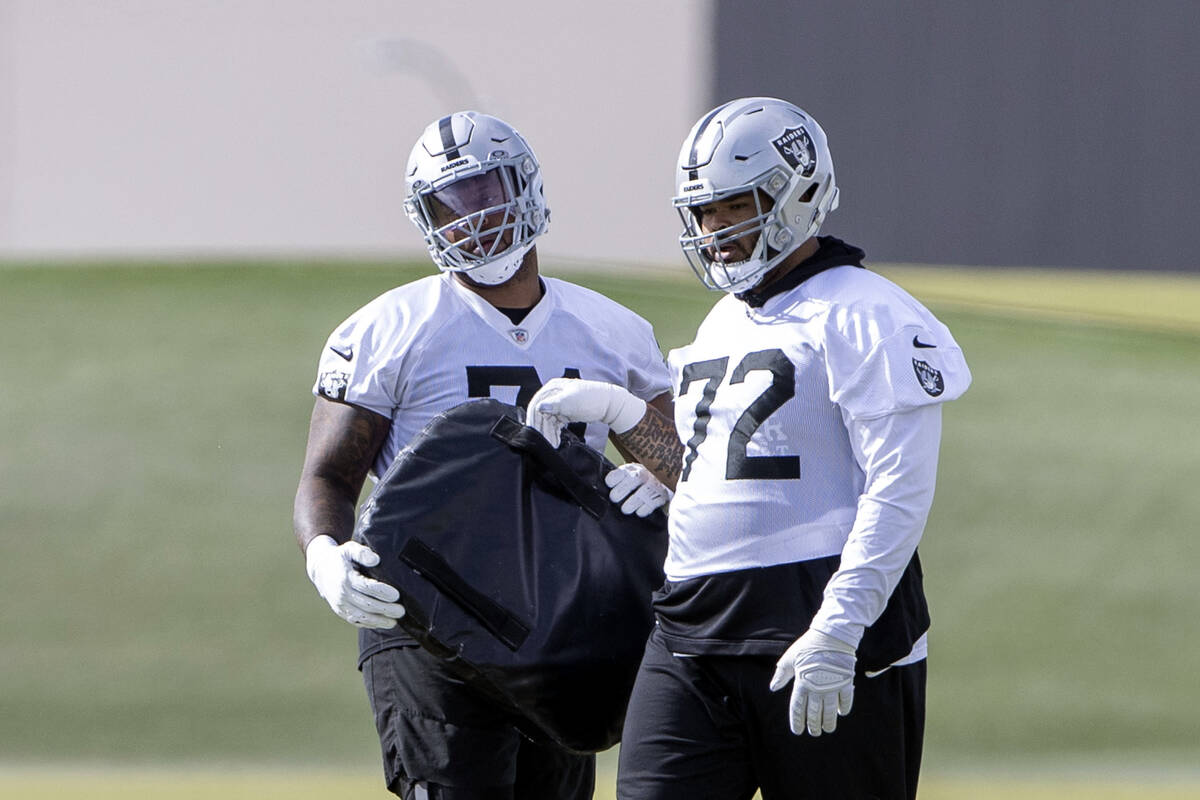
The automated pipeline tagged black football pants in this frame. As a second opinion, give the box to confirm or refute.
[617,629,925,800]
[363,645,594,800]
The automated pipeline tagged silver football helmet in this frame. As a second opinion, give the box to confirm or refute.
[673,97,839,294]
[404,111,549,286]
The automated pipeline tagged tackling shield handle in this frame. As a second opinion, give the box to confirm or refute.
[399,537,531,651]
[489,416,609,519]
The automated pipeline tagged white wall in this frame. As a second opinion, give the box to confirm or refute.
[0,0,712,268]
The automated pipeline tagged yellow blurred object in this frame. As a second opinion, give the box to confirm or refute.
[880,265,1200,334]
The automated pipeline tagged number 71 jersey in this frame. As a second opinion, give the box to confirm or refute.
[314,273,671,480]
[664,265,970,581]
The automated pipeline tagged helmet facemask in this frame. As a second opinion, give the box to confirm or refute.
[677,172,792,294]
[407,160,543,286]
[404,112,549,287]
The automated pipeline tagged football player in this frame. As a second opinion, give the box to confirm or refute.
[293,110,673,800]
[527,97,972,799]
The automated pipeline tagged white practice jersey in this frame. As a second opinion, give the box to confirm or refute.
[665,265,970,581]
[313,273,672,479]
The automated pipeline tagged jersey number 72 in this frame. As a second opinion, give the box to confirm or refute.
[679,348,800,482]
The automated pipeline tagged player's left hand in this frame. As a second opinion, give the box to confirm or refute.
[769,628,857,736]
[605,463,672,517]
[526,378,646,447]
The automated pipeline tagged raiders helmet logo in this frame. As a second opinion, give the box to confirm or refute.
[912,359,945,397]
[771,126,817,178]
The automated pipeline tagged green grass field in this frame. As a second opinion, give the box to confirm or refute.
[2,258,1199,797]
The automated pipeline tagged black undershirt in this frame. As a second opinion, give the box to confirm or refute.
[652,554,930,671]
[493,279,546,325]
[737,235,866,308]
[495,306,532,325]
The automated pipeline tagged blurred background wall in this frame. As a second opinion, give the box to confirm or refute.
[0,0,711,267]
[2,1,1198,271]
[714,0,1200,272]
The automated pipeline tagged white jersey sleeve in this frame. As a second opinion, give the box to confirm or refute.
[823,277,971,421]
[314,281,442,418]
[808,404,942,649]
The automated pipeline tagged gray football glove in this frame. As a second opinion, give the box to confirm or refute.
[605,463,672,517]
[769,628,857,736]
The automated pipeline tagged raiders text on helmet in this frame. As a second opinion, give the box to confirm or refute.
[405,112,550,286]
[674,97,839,294]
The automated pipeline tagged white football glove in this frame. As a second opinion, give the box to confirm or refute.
[526,378,646,448]
[605,463,672,517]
[305,535,406,629]
[769,628,857,737]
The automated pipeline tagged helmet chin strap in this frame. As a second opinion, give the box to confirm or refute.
[709,234,777,293]
[450,242,532,286]
[712,262,767,293]
[710,232,806,294]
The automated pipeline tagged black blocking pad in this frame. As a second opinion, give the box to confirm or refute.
[353,399,668,753]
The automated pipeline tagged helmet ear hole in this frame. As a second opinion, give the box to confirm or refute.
[771,227,793,250]
[798,182,818,203]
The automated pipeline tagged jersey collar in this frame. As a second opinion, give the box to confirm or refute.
[444,273,556,349]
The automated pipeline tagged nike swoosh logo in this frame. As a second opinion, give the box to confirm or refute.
[912,335,936,349]
[329,344,354,361]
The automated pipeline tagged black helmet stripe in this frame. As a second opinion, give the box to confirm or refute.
[686,100,734,172]
[438,115,461,160]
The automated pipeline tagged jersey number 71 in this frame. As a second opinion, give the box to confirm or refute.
[466,365,586,438]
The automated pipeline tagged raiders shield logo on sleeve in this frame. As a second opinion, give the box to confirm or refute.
[912,359,945,397]
[318,370,350,401]
[771,126,817,178]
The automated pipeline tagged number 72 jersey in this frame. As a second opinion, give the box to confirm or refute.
[663,266,970,581]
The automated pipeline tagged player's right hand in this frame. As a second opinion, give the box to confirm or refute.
[305,535,406,629]
[526,377,647,447]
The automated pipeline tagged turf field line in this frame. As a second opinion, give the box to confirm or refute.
[3,765,1199,800]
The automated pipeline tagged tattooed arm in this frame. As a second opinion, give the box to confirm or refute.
[293,398,405,628]
[529,379,684,491]
[612,393,683,489]
[293,398,391,553]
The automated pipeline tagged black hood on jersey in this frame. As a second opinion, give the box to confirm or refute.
[737,236,866,308]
